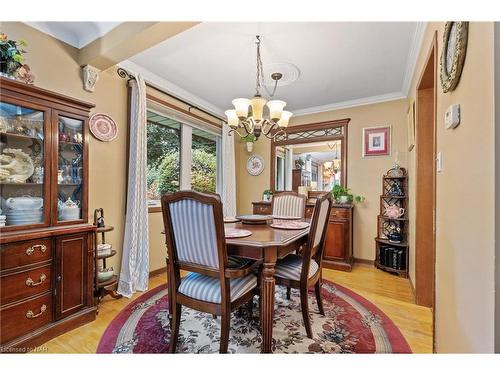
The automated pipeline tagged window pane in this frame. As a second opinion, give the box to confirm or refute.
[191,128,217,193]
[146,111,181,202]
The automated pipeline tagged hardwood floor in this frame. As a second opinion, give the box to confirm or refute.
[35,263,433,353]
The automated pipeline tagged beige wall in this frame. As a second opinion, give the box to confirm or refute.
[407,22,496,352]
[236,99,409,261]
[495,22,500,354]
[2,23,129,273]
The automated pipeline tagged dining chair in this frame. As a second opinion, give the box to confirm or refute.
[273,192,333,339]
[271,191,307,218]
[161,190,259,353]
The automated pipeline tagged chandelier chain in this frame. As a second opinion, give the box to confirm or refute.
[255,35,279,98]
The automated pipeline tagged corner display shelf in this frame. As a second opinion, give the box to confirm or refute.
[374,167,409,278]
[93,208,121,312]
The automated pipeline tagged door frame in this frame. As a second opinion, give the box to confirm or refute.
[414,32,437,329]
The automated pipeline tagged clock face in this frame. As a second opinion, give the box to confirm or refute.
[446,22,458,75]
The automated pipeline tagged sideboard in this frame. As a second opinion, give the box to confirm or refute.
[252,200,354,271]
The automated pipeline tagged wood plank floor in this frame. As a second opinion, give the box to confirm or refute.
[35,263,433,353]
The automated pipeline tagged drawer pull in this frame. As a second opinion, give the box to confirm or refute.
[25,273,47,287]
[26,304,47,319]
[26,244,47,256]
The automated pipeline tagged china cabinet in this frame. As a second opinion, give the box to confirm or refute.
[0,77,96,352]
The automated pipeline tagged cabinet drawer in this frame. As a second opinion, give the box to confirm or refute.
[0,238,52,270]
[0,292,52,344]
[1,265,52,305]
[330,208,350,219]
[253,204,271,215]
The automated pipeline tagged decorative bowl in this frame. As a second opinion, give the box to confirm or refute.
[6,196,43,210]
[98,268,114,282]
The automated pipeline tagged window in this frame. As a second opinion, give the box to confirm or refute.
[146,108,221,207]
[191,128,218,193]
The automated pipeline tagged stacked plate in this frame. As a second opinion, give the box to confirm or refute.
[0,215,5,227]
[5,208,43,226]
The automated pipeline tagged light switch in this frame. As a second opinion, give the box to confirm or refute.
[436,152,443,173]
[445,104,460,129]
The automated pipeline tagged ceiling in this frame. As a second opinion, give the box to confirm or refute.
[26,22,122,48]
[124,22,424,116]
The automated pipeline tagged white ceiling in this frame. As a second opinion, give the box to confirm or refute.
[125,22,424,116]
[26,22,122,48]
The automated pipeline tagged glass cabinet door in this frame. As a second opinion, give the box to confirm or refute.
[56,114,85,223]
[0,101,49,229]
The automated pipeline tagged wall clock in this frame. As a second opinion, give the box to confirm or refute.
[440,21,468,93]
[247,154,264,176]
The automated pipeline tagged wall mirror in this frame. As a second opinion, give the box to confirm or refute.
[271,119,349,193]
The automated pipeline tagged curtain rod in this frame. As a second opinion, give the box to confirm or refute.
[117,67,225,123]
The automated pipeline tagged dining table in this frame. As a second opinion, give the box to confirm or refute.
[225,220,310,353]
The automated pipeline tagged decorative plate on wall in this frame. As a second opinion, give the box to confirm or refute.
[440,21,468,93]
[89,113,118,142]
[246,154,264,176]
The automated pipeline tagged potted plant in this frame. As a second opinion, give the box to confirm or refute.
[0,33,26,76]
[331,184,365,204]
[241,133,256,152]
[262,189,273,202]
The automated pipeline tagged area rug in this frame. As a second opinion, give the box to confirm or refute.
[97,280,411,354]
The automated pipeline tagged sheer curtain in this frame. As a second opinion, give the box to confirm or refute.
[221,123,237,217]
[118,75,149,298]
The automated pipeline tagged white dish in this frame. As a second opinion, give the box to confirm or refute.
[63,117,83,130]
[5,196,43,210]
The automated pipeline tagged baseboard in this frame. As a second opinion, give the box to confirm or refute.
[354,257,374,266]
[149,266,167,277]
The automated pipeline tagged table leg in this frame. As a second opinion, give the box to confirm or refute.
[260,248,277,353]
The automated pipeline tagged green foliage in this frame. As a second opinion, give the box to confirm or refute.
[241,133,256,143]
[0,33,27,75]
[191,149,216,193]
[331,184,365,204]
[263,189,273,196]
[157,152,180,195]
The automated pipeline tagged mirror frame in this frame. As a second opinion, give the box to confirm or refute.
[270,118,350,192]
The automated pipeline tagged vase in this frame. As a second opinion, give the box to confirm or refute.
[339,196,349,204]
[246,142,254,152]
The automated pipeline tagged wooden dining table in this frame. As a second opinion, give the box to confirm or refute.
[225,221,310,353]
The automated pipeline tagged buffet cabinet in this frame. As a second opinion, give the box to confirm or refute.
[252,200,353,271]
[0,77,96,352]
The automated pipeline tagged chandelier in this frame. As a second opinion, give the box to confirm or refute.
[225,35,292,141]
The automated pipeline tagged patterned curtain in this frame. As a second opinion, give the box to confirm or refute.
[221,123,236,217]
[118,75,149,298]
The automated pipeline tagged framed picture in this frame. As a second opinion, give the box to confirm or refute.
[407,100,416,152]
[362,125,391,157]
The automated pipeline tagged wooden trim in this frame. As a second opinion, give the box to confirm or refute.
[146,93,222,129]
[354,257,374,266]
[270,119,349,192]
[149,266,167,278]
[408,274,416,304]
[148,206,162,213]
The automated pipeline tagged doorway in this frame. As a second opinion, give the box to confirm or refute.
[415,33,437,309]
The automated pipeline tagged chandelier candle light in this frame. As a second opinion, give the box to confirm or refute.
[225,35,293,141]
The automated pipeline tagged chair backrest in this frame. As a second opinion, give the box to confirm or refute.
[161,191,227,277]
[300,192,333,280]
[272,191,307,218]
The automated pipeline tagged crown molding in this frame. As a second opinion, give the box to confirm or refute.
[401,22,427,96]
[292,91,407,116]
[118,60,226,118]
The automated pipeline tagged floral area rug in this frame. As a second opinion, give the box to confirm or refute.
[97,280,411,354]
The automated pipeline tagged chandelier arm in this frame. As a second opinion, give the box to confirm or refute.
[228,128,246,139]
[241,119,253,136]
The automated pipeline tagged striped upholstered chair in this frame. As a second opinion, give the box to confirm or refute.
[274,192,333,338]
[271,191,307,218]
[161,191,258,353]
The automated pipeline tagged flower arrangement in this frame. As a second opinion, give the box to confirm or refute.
[0,33,34,84]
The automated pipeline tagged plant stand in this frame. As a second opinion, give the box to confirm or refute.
[374,168,409,278]
[93,208,121,313]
